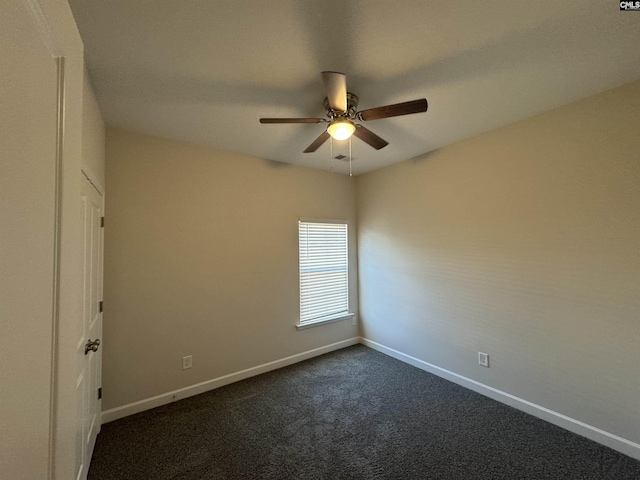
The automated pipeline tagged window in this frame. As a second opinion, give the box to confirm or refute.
[298,220,352,328]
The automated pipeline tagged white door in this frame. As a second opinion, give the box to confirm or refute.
[78,173,104,479]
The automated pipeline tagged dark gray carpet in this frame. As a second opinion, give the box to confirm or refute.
[88,345,640,479]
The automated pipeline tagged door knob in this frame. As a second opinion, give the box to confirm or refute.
[85,338,100,355]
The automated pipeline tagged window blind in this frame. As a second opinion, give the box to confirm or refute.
[299,221,349,324]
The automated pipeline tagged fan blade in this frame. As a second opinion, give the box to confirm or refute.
[353,125,389,150]
[358,98,428,121]
[322,71,347,112]
[260,118,325,124]
[303,131,330,153]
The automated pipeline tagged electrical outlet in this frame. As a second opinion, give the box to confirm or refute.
[352,315,357,326]
[478,352,489,368]
[182,355,192,370]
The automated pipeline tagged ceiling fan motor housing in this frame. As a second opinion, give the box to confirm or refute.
[324,92,359,119]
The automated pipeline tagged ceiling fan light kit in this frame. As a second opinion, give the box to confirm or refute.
[327,119,356,140]
[260,71,428,158]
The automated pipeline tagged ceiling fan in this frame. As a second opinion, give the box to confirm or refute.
[260,71,428,153]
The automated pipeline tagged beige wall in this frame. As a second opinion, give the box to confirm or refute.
[1,0,87,478]
[103,128,358,410]
[1,7,59,477]
[356,80,640,445]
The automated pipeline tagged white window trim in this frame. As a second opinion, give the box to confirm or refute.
[297,218,354,329]
[296,312,355,330]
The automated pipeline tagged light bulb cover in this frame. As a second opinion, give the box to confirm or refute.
[327,119,356,140]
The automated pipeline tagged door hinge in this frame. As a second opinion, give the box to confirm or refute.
[99,301,103,313]
[98,387,102,400]
[101,216,104,228]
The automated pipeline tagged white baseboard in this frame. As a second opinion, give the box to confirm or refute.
[360,337,640,462]
[102,335,640,462]
[101,337,360,424]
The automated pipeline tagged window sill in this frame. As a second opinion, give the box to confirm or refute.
[296,313,355,330]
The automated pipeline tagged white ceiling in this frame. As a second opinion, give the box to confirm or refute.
[69,0,640,175]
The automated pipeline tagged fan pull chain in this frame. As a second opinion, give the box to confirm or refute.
[349,137,352,177]
[329,137,334,173]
